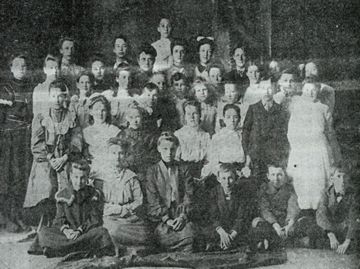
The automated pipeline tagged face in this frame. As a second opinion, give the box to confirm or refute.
[269,60,280,74]
[151,74,166,92]
[194,83,208,102]
[305,62,318,78]
[209,68,222,84]
[141,88,158,106]
[49,87,69,109]
[233,48,246,68]
[173,79,187,98]
[172,45,185,65]
[77,75,91,94]
[262,87,275,103]
[126,108,142,130]
[158,18,171,38]
[278,73,295,92]
[91,61,105,81]
[11,57,27,80]
[43,60,59,79]
[223,108,240,130]
[158,140,177,163]
[224,84,239,103]
[199,44,212,65]
[267,167,286,189]
[116,70,131,90]
[184,105,200,127]
[218,170,235,195]
[113,38,128,59]
[108,144,126,168]
[331,170,347,195]
[247,65,260,83]
[302,83,318,100]
[138,52,154,72]
[71,168,87,191]
[90,101,107,124]
[60,40,74,61]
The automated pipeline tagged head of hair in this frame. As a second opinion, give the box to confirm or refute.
[49,79,68,93]
[113,34,128,47]
[108,137,131,152]
[182,99,201,116]
[218,163,237,175]
[143,82,159,93]
[9,54,27,67]
[43,54,59,68]
[190,77,216,104]
[170,72,188,85]
[88,94,111,124]
[58,36,75,50]
[70,159,90,176]
[89,53,106,67]
[138,43,157,59]
[266,161,286,172]
[76,70,95,84]
[223,103,241,117]
[231,43,246,57]
[197,37,215,53]
[171,38,187,54]
[115,65,132,78]
[329,166,346,178]
[157,131,179,147]
[208,62,225,75]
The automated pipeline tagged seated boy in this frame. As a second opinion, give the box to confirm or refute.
[316,166,360,254]
[250,163,320,251]
[200,163,257,251]
[28,160,115,258]
[145,132,195,252]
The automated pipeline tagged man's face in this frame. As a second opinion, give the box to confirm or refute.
[247,65,260,84]
[49,87,69,109]
[60,40,74,61]
[172,45,185,65]
[151,74,166,92]
[267,167,286,189]
[184,105,200,128]
[126,108,142,130]
[199,44,212,65]
[77,75,91,94]
[116,70,131,90]
[158,18,171,38]
[233,48,246,68]
[278,73,295,92]
[331,170,347,195]
[11,57,27,80]
[71,168,87,191]
[218,170,235,195]
[157,140,177,163]
[91,60,105,81]
[138,52,154,72]
[113,38,128,59]
[262,87,275,103]
[43,60,59,79]
[224,84,239,103]
[209,68,222,84]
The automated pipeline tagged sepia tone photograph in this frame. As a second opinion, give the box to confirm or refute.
[0,0,359,268]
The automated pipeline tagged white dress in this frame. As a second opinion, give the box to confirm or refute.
[286,96,333,210]
[83,123,121,180]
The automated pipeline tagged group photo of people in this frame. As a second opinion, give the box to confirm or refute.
[0,1,359,268]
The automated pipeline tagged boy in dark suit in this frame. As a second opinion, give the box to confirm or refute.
[28,160,115,258]
[316,167,360,254]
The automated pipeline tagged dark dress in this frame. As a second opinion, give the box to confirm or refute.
[224,69,249,95]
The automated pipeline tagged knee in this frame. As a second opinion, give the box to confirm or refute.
[252,217,264,228]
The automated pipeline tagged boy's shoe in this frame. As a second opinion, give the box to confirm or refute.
[43,247,58,258]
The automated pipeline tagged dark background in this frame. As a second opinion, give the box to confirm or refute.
[0,0,359,79]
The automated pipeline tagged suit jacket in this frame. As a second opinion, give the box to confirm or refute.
[224,69,249,94]
[242,101,289,163]
[316,185,360,239]
[146,160,194,223]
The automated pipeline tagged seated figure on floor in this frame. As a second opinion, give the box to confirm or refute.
[316,166,360,255]
[146,131,196,252]
[28,160,115,258]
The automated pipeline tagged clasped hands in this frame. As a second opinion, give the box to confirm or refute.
[272,221,294,239]
[63,228,81,241]
[49,154,68,172]
[328,232,351,254]
[166,215,186,232]
[217,227,237,250]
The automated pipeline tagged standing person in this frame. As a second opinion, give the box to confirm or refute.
[133,43,157,90]
[113,34,133,70]
[208,64,225,98]
[146,132,196,252]
[152,17,172,72]
[59,36,84,80]
[169,72,189,127]
[194,36,215,81]
[287,83,334,210]
[90,54,111,93]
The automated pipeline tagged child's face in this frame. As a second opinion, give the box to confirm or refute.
[331,170,347,195]
[11,57,27,80]
[157,140,177,163]
[113,38,128,59]
[302,83,318,100]
[60,40,74,61]
[173,79,187,98]
[108,144,126,167]
[199,44,212,65]
[77,75,91,94]
[267,167,286,189]
[90,101,107,124]
[49,87,69,110]
[184,105,200,128]
[158,18,171,38]
[138,52,155,72]
[172,45,185,65]
[71,168,87,191]
[141,88,158,107]
[194,83,208,102]
[224,84,239,103]
[151,74,166,92]
[209,68,222,84]
[247,65,260,84]
[116,70,131,90]
[43,60,59,79]
[278,73,295,92]
[233,48,246,68]
[91,60,105,81]
[218,170,235,195]
[224,108,240,130]
[126,108,142,130]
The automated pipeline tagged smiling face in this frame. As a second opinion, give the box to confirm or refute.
[90,101,107,124]
[158,18,172,38]
[126,108,142,130]
[194,83,208,102]
[209,67,222,84]
[60,40,74,62]
[138,52,155,72]
[11,57,27,80]
[233,48,246,69]
[49,87,69,110]
[157,139,177,163]
[223,108,240,130]
[199,44,212,65]
[184,104,200,128]
[113,38,128,59]
[224,83,239,103]
[172,45,185,65]
[267,166,286,189]
[91,60,105,81]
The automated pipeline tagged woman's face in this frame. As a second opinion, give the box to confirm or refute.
[302,83,318,100]
[173,79,187,98]
[209,68,222,84]
[90,101,107,124]
[184,105,200,128]
[194,84,209,103]
[172,45,185,65]
[223,108,240,130]
[224,84,239,103]
[49,87,69,109]
[199,44,212,65]
[116,70,131,90]
[77,75,91,94]
[126,108,142,130]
